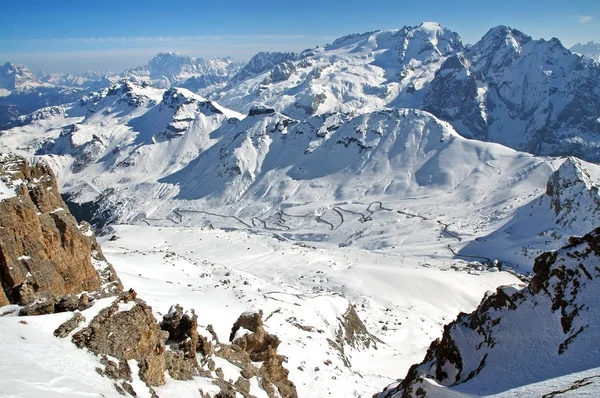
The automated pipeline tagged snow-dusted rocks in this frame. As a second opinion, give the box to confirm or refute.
[546,157,600,221]
[229,51,298,84]
[378,226,600,397]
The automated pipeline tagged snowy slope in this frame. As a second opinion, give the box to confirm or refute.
[461,156,600,270]
[213,22,463,119]
[0,224,520,397]
[378,226,600,398]
[6,87,599,277]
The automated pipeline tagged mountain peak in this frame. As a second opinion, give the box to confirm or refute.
[546,157,599,216]
[467,25,531,74]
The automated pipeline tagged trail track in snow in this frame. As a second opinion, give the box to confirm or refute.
[154,201,492,264]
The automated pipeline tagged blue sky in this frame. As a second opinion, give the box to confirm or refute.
[1,0,599,72]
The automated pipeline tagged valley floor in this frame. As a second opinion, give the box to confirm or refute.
[0,224,516,397]
[3,225,600,397]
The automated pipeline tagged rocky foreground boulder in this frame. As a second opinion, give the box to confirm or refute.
[376,227,600,397]
[56,291,298,398]
[0,153,122,310]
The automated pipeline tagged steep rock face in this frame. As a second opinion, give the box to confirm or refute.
[425,26,600,161]
[423,54,487,138]
[0,153,121,307]
[377,227,600,397]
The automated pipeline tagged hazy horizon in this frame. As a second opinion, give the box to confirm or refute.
[1,0,599,73]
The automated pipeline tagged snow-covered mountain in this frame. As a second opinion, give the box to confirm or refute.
[213,22,463,119]
[378,226,600,397]
[4,79,600,276]
[124,52,244,93]
[210,24,600,162]
[0,62,48,93]
[3,23,600,162]
[425,27,600,162]
[229,51,298,84]
[0,63,112,128]
[571,41,600,62]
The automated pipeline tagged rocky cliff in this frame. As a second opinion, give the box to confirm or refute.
[377,227,600,397]
[0,153,121,309]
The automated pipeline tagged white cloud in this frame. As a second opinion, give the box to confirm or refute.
[577,15,593,24]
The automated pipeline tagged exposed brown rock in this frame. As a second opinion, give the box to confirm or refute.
[160,304,200,380]
[0,153,122,308]
[226,310,298,398]
[71,292,167,386]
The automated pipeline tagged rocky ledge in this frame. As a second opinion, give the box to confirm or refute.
[0,153,122,312]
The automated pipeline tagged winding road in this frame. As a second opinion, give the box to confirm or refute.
[145,201,491,264]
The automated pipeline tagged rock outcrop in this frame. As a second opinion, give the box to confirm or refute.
[160,304,200,380]
[57,294,297,398]
[0,153,122,309]
[72,290,168,387]
[376,227,600,397]
[216,310,298,398]
[546,157,600,224]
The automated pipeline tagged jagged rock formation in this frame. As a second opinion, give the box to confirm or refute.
[425,26,600,161]
[57,297,298,398]
[0,153,122,309]
[377,227,600,397]
[219,310,298,398]
[328,305,382,367]
[160,304,200,380]
[546,157,600,224]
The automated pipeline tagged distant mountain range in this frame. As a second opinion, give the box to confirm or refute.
[571,41,600,62]
[2,23,600,163]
